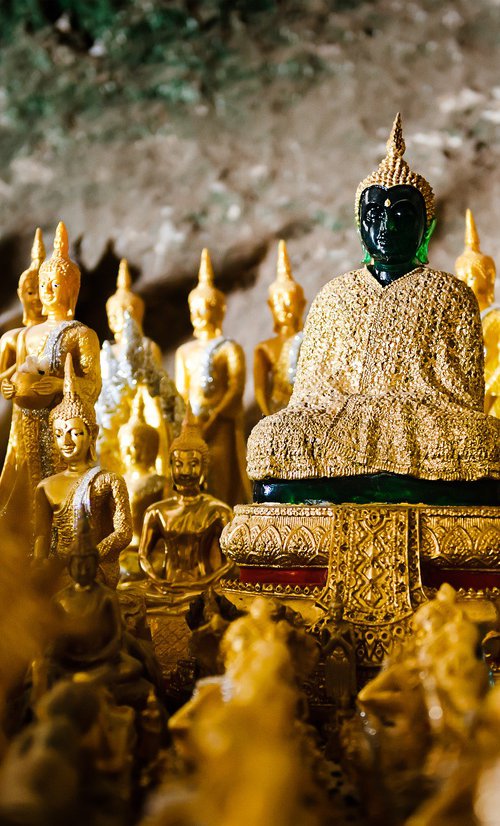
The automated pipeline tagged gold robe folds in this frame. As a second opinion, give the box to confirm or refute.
[247,267,500,482]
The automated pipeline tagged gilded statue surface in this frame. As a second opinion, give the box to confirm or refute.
[175,248,251,506]
[247,115,500,483]
[97,258,183,476]
[139,406,232,588]
[0,222,101,548]
[253,240,306,416]
[34,354,132,588]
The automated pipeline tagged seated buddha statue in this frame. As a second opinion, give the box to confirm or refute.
[97,258,183,475]
[34,354,132,588]
[254,240,306,416]
[0,222,101,546]
[248,114,500,505]
[138,405,233,588]
[175,248,251,507]
[455,209,499,420]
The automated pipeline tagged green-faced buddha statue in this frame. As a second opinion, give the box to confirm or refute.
[247,114,500,506]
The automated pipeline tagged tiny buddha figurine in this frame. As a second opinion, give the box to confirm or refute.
[97,258,183,475]
[248,114,500,500]
[254,240,306,416]
[455,209,499,420]
[118,392,167,551]
[34,354,132,588]
[138,405,233,587]
[312,597,356,710]
[175,248,251,506]
[0,228,45,523]
[0,222,101,546]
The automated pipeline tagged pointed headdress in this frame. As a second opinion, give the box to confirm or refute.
[50,353,98,439]
[106,258,145,326]
[119,389,159,457]
[268,240,305,303]
[39,221,81,285]
[188,248,226,311]
[170,403,209,468]
[455,208,496,309]
[18,227,46,294]
[355,113,435,227]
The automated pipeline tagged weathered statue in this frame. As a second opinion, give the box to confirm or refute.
[97,258,183,475]
[175,248,251,506]
[0,222,102,545]
[34,354,132,587]
[118,392,167,551]
[254,240,306,416]
[248,115,500,504]
[0,228,46,529]
[139,405,232,587]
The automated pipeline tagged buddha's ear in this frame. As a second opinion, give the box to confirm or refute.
[361,243,372,265]
[416,217,436,265]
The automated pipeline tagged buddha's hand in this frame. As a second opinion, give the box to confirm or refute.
[32,376,63,396]
[1,378,15,399]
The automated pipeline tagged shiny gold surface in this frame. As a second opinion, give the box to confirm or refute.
[34,354,132,588]
[484,307,500,418]
[455,208,496,313]
[253,240,306,416]
[175,248,250,506]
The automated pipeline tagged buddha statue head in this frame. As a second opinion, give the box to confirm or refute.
[67,510,99,588]
[118,391,159,472]
[188,249,226,340]
[268,240,305,335]
[50,354,99,465]
[455,209,496,312]
[38,222,81,320]
[169,403,209,495]
[18,227,45,326]
[106,259,145,341]
[355,114,436,271]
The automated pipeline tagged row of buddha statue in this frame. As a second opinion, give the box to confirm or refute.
[0,112,498,606]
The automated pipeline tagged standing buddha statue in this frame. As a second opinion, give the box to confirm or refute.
[175,248,251,506]
[455,209,499,418]
[97,258,183,475]
[0,222,101,546]
[253,240,306,416]
[34,354,132,588]
[247,114,500,503]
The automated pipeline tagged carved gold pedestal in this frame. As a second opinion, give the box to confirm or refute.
[220,502,500,666]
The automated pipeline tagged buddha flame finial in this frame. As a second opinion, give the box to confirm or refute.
[464,208,480,253]
[355,113,435,227]
[170,402,209,465]
[131,390,146,424]
[276,240,294,284]
[30,228,46,267]
[198,248,215,287]
[117,258,132,291]
[50,352,98,438]
[53,221,69,259]
[63,352,77,398]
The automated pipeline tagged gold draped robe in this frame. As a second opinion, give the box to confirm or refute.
[247,267,500,482]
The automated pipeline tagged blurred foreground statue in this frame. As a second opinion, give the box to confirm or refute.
[175,249,250,506]
[455,208,499,419]
[0,222,102,548]
[253,240,306,416]
[97,259,183,475]
[34,354,132,588]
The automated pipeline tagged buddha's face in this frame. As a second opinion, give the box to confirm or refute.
[39,268,73,315]
[359,185,426,266]
[54,416,91,464]
[189,295,224,337]
[268,287,304,332]
[69,552,97,587]
[18,273,43,322]
[171,448,203,493]
[121,429,157,470]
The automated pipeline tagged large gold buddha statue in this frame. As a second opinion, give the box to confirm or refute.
[455,209,499,420]
[175,248,250,506]
[34,354,132,588]
[0,222,101,546]
[97,258,183,476]
[254,240,306,416]
[247,115,500,504]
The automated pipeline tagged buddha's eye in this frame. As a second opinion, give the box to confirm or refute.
[364,205,382,223]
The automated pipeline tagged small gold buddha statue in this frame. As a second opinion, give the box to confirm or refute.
[97,258,183,476]
[0,222,102,546]
[0,229,46,525]
[247,114,500,501]
[254,240,306,416]
[175,248,250,506]
[34,354,132,588]
[455,209,496,314]
[118,391,167,550]
[138,404,233,587]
